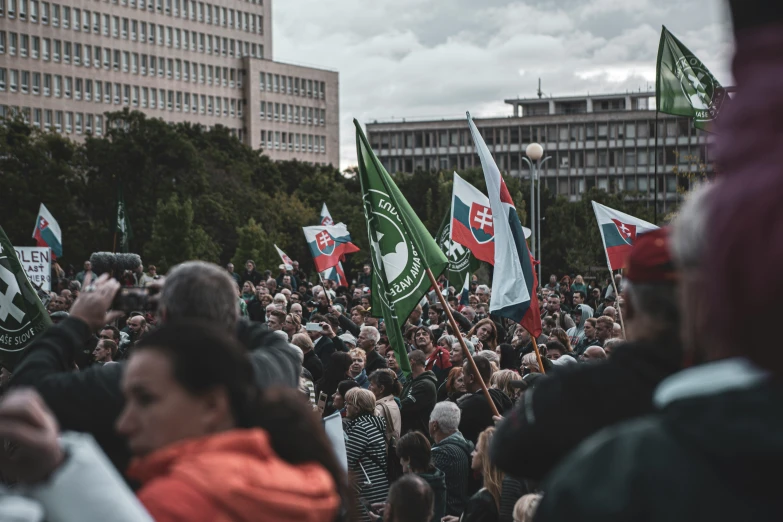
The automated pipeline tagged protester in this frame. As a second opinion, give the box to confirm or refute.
[369,368,402,440]
[400,350,438,435]
[412,326,452,384]
[358,326,388,375]
[316,352,353,416]
[458,357,513,444]
[429,402,474,517]
[376,474,433,522]
[443,427,502,522]
[395,432,447,522]
[349,348,369,389]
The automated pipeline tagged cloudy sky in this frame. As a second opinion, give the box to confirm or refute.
[274,0,734,170]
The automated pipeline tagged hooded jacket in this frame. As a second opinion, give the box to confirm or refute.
[535,358,782,522]
[458,388,513,445]
[567,304,594,346]
[432,431,475,516]
[418,467,447,522]
[400,370,438,435]
[127,429,339,522]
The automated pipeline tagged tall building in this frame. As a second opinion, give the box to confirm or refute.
[367,92,712,213]
[0,0,339,166]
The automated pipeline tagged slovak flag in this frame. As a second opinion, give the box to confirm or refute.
[318,203,348,286]
[320,203,334,226]
[451,172,495,264]
[32,203,62,258]
[274,244,294,271]
[303,223,360,273]
[592,201,658,270]
[467,113,541,337]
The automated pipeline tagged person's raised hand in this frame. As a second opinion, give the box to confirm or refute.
[70,273,123,331]
[0,389,64,483]
[320,321,336,339]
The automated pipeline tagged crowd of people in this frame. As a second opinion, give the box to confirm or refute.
[1,5,781,520]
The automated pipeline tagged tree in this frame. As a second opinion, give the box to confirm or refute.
[232,218,276,274]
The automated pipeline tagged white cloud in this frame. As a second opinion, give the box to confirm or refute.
[273,0,733,170]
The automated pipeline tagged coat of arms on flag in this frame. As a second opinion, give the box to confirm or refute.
[592,201,658,270]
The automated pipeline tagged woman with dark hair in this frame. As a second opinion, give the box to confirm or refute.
[316,351,354,417]
[368,369,402,439]
[468,318,499,353]
[547,327,574,354]
[496,343,520,371]
[396,431,447,522]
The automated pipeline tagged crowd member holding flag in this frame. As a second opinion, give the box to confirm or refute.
[32,203,63,259]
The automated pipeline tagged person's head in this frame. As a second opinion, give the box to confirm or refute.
[159,262,239,331]
[344,387,375,419]
[84,260,92,271]
[264,303,276,322]
[350,305,367,326]
[548,274,557,284]
[427,306,442,326]
[572,290,585,305]
[513,494,543,522]
[547,328,572,352]
[242,281,255,295]
[93,339,117,363]
[408,304,423,325]
[490,368,523,400]
[544,340,566,361]
[384,474,434,522]
[273,293,287,310]
[397,431,433,474]
[291,332,314,354]
[282,313,301,337]
[602,306,616,320]
[363,263,371,275]
[595,316,614,341]
[612,323,623,338]
[116,322,257,457]
[266,279,277,293]
[386,349,400,372]
[470,318,497,346]
[591,287,601,300]
[332,379,360,410]
[226,263,235,273]
[408,349,427,378]
[265,310,285,332]
[428,401,461,442]
[602,338,623,357]
[357,325,380,353]
[412,326,435,352]
[584,317,597,339]
[245,260,255,272]
[449,339,474,367]
[289,302,303,318]
[368,368,402,400]
[468,294,479,308]
[128,316,147,337]
[546,294,561,314]
[446,366,466,395]
[348,348,366,377]
[437,334,456,351]
[462,356,491,393]
[475,284,491,303]
[472,427,503,510]
[99,326,121,343]
[512,327,530,348]
[581,346,607,362]
[521,352,541,374]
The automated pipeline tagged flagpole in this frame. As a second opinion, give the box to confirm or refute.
[595,207,628,339]
[426,267,500,418]
[530,336,546,375]
[653,110,659,224]
[112,232,117,254]
[317,270,334,306]
[610,272,626,338]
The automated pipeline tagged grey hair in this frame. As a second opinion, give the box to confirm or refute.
[438,334,457,347]
[360,325,380,344]
[670,182,714,270]
[429,401,461,433]
[474,349,499,365]
[603,338,624,350]
[455,339,475,355]
[159,261,239,331]
[476,284,490,294]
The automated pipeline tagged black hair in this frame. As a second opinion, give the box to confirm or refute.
[316,351,353,398]
[368,368,402,397]
[498,343,519,371]
[573,290,586,300]
[464,356,492,383]
[546,340,566,355]
[396,431,434,473]
[337,379,360,397]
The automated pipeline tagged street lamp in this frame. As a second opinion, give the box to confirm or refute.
[522,143,551,286]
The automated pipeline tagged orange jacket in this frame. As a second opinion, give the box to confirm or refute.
[126,429,340,522]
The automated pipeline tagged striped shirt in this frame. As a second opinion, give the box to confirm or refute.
[345,414,389,521]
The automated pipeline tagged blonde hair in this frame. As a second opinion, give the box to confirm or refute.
[490,369,522,398]
[513,493,542,522]
[477,427,503,511]
[291,332,314,352]
[521,353,541,373]
[349,348,366,361]
[345,387,376,415]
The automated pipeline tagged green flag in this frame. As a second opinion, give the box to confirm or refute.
[115,185,132,253]
[435,211,480,289]
[355,120,449,376]
[0,226,52,370]
[656,25,727,131]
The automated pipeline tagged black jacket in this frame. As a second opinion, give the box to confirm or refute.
[432,431,475,516]
[458,388,513,445]
[241,269,263,286]
[365,349,388,376]
[303,349,324,382]
[10,317,300,473]
[400,370,438,435]
[314,336,336,368]
[490,339,681,482]
[337,313,361,337]
[535,359,782,522]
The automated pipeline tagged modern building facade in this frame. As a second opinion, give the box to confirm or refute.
[0,0,339,166]
[367,92,712,213]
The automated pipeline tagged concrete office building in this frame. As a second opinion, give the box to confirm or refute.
[0,0,339,166]
[367,92,712,213]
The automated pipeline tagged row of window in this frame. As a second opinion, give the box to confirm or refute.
[370,119,702,150]
[259,130,327,155]
[0,68,246,117]
[259,72,326,100]
[259,102,325,127]
[0,0,264,35]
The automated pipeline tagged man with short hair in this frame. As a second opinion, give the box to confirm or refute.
[382,474,434,522]
[358,263,373,288]
[267,310,286,331]
[92,339,117,365]
[99,326,120,345]
[458,358,513,444]
[430,402,474,516]
[595,316,614,346]
[309,314,336,368]
[357,325,388,375]
[75,260,93,284]
[603,306,617,321]
[226,263,241,286]
[475,285,491,304]
[412,326,451,384]
[572,290,586,307]
[407,304,424,327]
[602,338,623,357]
[400,350,438,435]
[581,346,607,363]
[541,294,575,329]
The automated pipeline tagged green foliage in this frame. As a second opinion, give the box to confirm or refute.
[0,111,661,283]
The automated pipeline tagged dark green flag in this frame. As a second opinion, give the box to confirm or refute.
[114,185,132,253]
[656,25,727,131]
[355,120,449,377]
[0,226,52,369]
[435,211,480,291]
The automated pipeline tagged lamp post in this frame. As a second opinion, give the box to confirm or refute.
[522,143,551,286]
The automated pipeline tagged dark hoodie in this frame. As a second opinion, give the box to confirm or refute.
[432,431,475,516]
[535,358,783,521]
[400,370,438,435]
[458,388,513,445]
[418,467,447,522]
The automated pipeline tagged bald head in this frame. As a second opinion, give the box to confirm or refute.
[582,346,607,362]
[603,306,616,320]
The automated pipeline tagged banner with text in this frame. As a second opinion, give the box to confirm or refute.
[14,247,52,292]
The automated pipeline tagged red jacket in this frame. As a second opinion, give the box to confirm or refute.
[127,429,340,522]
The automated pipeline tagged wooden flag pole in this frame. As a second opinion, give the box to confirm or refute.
[426,268,500,418]
[610,272,626,338]
[530,335,546,375]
